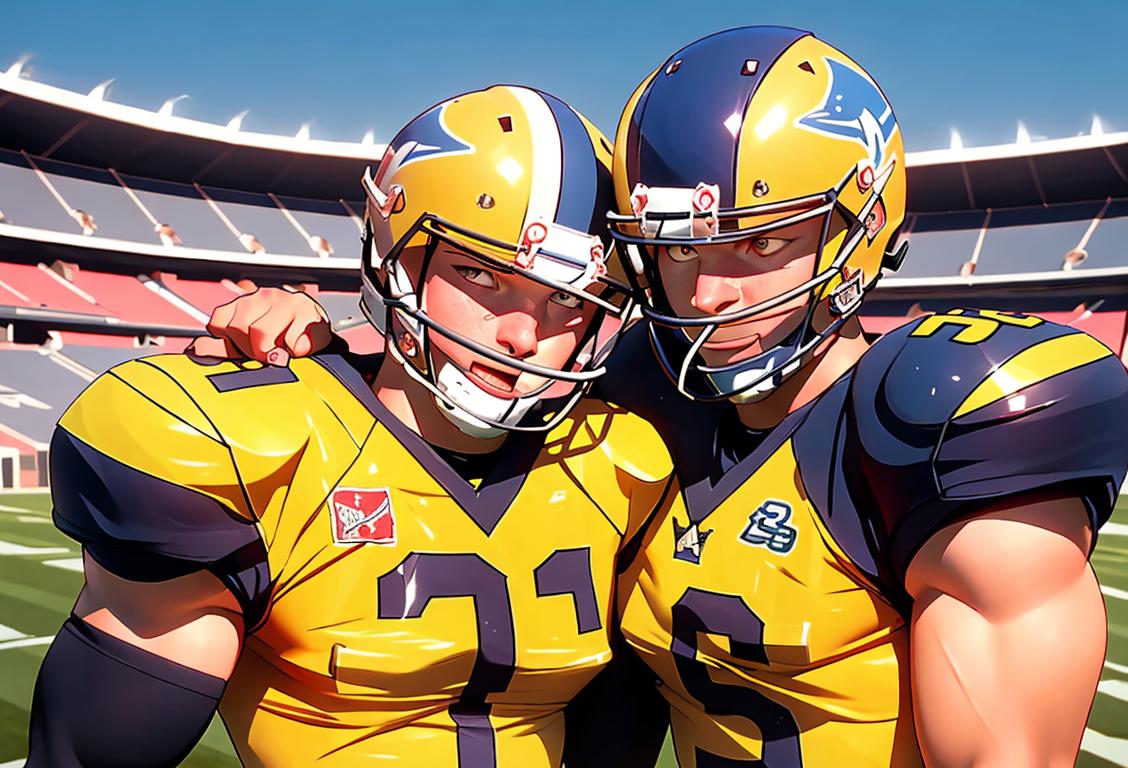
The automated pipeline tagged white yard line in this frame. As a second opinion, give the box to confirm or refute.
[1098,678,1128,704]
[0,623,27,642]
[42,557,84,573]
[0,504,31,513]
[0,635,51,651]
[16,516,50,524]
[1107,659,1128,676]
[1102,584,1128,602]
[0,759,25,768]
[1105,522,1128,536]
[1083,727,1128,764]
[0,540,69,556]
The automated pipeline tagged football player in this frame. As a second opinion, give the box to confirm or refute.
[28,85,673,768]
[216,27,1128,767]
[604,26,1128,767]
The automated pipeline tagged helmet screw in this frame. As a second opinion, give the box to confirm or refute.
[752,179,770,198]
[477,193,495,209]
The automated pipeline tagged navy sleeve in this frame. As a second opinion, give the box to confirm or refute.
[50,428,270,622]
[849,311,1128,581]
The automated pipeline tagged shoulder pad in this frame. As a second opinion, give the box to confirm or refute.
[52,354,373,616]
[548,399,674,541]
[850,310,1128,577]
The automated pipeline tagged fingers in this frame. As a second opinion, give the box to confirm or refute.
[205,288,284,361]
[265,347,290,367]
[246,309,294,363]
[197,287,332,365]
[205,299,237,339]
[280,304,333,359]
[187,335,239,358]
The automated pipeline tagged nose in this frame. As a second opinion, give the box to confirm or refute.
[494,311,539,359]
[691,273,742,315]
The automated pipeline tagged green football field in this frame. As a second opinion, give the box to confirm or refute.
[1,490,1126,767]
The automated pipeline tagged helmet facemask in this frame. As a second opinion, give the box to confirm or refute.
[361,203,635,435]
[610,162,894,402]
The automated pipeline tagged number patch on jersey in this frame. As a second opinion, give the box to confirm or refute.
[671,588,803,766]
[910,308,1043,344]
[376,547,600,768]
[739,500,797,554]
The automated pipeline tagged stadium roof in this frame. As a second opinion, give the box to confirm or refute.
[5,65,1128,215]
[0,65,385,201]
[907,131,1128,213]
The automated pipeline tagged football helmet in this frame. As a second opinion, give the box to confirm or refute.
[609,26,908,401]
[360,85,633,435]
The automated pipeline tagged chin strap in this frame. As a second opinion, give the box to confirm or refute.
[433,362,539,438]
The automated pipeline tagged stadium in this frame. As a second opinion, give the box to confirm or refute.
[0,59,1126,767]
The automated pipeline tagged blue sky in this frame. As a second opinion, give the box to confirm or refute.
[3,0,1125,152]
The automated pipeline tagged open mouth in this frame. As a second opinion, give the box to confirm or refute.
[469,361,520,393]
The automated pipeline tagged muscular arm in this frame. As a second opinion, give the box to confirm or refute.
[905,495,1104,768]
[27,553,244,767]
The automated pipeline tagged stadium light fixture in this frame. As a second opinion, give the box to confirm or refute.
[1016,121,1031,144]
[949,128,963,150]
[4,56,30,79]
[295,123,311,141]
[226,110,249,131]
[1091,115,1104,136]
[158,94,189,118]
[87,79,114,101]
[1063,248,1088,271]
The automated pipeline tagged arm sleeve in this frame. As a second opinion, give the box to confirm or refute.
[849,315,1128,581]
[28,616,225,768]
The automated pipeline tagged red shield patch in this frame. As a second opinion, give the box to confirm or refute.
[330,487,395,545]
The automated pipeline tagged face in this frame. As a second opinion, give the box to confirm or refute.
[400,242,600,399]
[656,216,825,367]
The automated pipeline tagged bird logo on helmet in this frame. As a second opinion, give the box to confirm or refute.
[609,26,908,402]
[358,85,634,436]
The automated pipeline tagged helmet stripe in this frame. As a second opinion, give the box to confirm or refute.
[506,86,563,235]
[631,26,808,208]
[540,92,603,236]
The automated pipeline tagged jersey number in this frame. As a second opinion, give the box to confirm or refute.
[910,309,1042,344]
[377,549,600,768]
[671,588,803,767]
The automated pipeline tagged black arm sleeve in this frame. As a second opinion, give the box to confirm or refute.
[28,616,225,768]
[563,632,669,768]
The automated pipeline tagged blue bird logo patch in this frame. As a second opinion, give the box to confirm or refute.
[797,58,898,169]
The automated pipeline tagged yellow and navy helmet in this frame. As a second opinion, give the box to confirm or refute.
[609,27,908,401]
[359,85,633,431]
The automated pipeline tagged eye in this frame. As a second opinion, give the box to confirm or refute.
[549,290,582,310]
[749,237,790,257]
[453,265,498,289]
[666,245,699,262]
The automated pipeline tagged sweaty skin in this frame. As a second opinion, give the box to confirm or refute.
[204,222,1109,767]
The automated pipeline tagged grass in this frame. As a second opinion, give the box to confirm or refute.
[1,491,1125,767]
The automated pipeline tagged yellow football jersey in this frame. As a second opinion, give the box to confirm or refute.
[604,311,1128,767]
[52,352,674,767]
